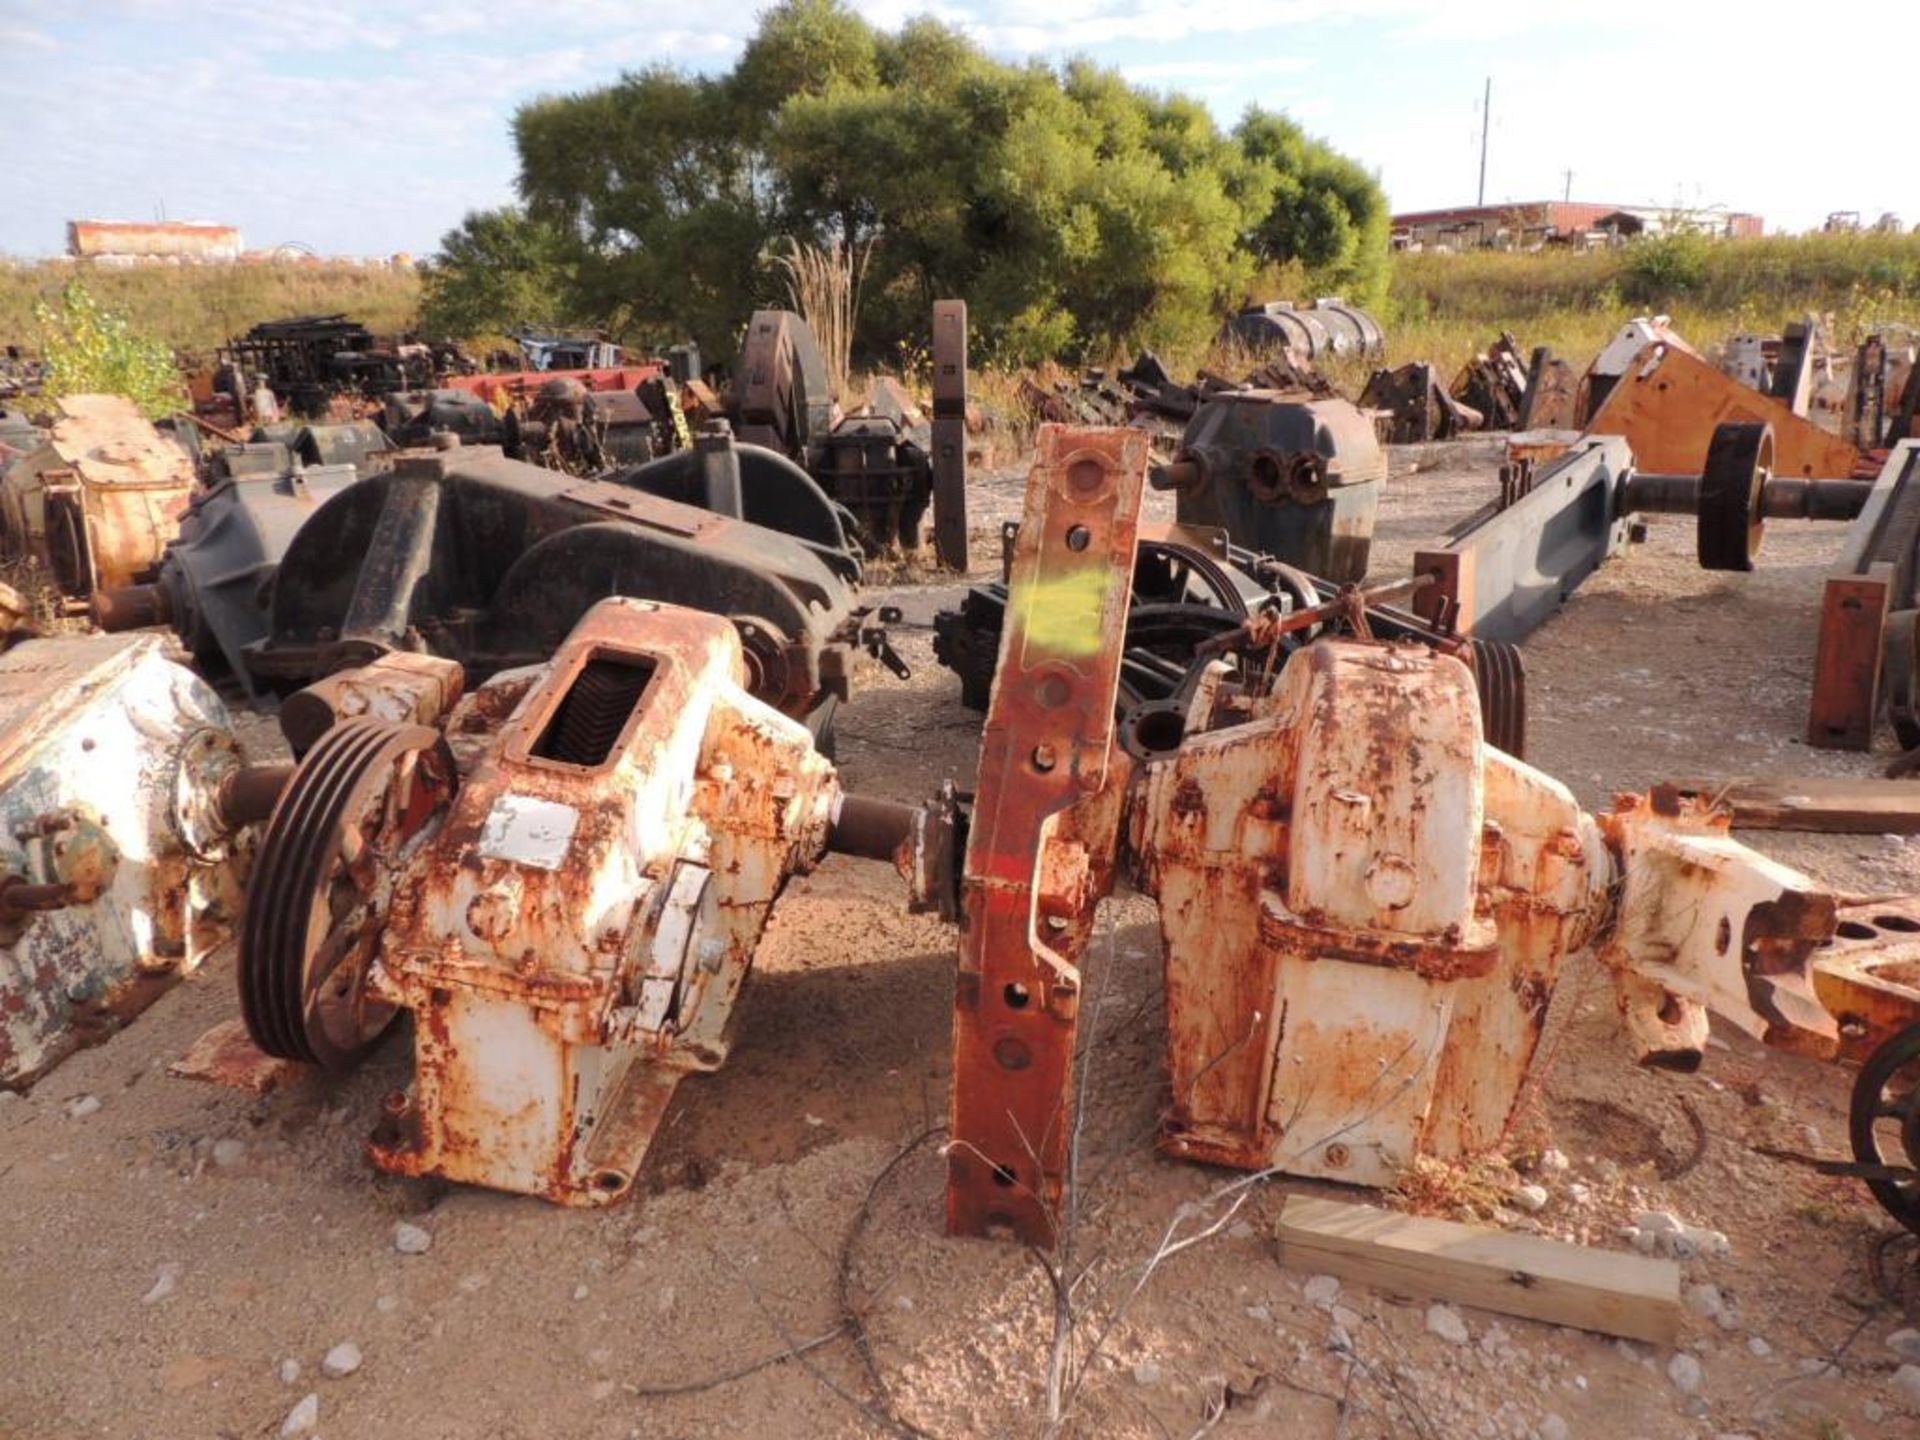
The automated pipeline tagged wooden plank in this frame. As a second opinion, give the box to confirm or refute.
[1665,775,1920,834]
[1275,1195,1681,1344]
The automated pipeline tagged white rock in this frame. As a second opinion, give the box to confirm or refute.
[64,1094,101,1120]
[1244,1304,1271,1323]
[1684,1284,1727,1323]
[1895,1363,1920,1403]
[1426,1304,1469,1345]
[1303,1274,1341,1307]
[572,1284,590,1301]
[1746,1335,1771,1358]
[1691,1228,1732,1259]
[211,1138,246,1169]
[1798,1123,1821,1151]
[1795,1357,1838,1379]
[1568,1183,1591,1205]
[374,1295,398,1314]
[277,1358,300,1384]
[1538,1414,1569,1440]
[1667,1352,1703,1394]
[1888,1327,1920,1362]
[280,1393,319,1437]
[1629,1229,1658,1255]
[1865,1399,1886,1423]
[1511,1184,1550,1213]
[321,1341,362,1378]
[392,1221,432,1254]
[1132,1360,1162,1387]
[1227,1220,1255,1240]
[1636,1210,1683,1235]
[142,1263,181,1304]
[1332,1304,1361,1331]
[1539,1149,1570,1175]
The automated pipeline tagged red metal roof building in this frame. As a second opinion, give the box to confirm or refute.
[1391,202,1762,250]
[67,220,243,264]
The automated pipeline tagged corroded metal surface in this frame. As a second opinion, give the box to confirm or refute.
[1134,641,1608,1184]
[358,598,843,1205]
[0,635,250,1084]
[948,425,1147,1243]
[931,299,970,569]
[0,394,194,597]
[1583,342,1863,479]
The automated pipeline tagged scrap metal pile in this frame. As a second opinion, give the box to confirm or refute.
[7,289,1920,1262]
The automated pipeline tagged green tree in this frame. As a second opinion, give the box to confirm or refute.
[418,207,578,339]
[427,2,1388,365]
[35,280,185,418]
[1237,108,1389,307]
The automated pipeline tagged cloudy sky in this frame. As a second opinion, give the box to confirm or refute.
[3,0,1912,258]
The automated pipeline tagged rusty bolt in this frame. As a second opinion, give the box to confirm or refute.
[1324,1143,1351,1169]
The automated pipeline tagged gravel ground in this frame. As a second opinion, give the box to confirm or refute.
[2,438,1918,1440]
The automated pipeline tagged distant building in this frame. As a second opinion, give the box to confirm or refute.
[66,220,243,265]
[1390,202,1762,252]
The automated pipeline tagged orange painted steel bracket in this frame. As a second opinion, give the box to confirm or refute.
[947,425,1147,1243]
[1807,443,1920,750]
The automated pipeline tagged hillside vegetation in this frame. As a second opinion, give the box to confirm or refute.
[7,232,1920,406]
[1386,230,1920,377]
[0,260,420,357]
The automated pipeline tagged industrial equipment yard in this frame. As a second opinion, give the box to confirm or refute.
[3,445,1916,1440]
[8,7,1920,1440]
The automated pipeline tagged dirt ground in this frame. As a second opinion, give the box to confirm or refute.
[4,438,1920,1440]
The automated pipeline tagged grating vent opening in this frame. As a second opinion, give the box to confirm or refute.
[531,652,656,766]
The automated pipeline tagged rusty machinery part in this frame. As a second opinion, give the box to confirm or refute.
[1151,395,1386,584]
[931,299,970,569]
[1850,1021,1920,1237]
[1466,638,1526,757]
[1452,333,1531,433]
[1583,340,1863,481]
[734,309,835,460]
[0,394,196,601]
[92,462,361,696]
[359,599,882,1204]
[804,416,932,556]
[0,634,250,1086]
[1808,442,1920,751]
[1516,346,1580,432]
[611,425,859,572]
[238,719,458,1070]
[236,599,953,1204]
[936,534,1527,760]
[944,438,1897,1239]
[278,652,466,756]
[1358,362,1482,444]
[1413,426,1874,649]
[228,438,867,735]
[247,419,389,473]
[1695,421,1773,572]
[1223,300,1384,362]
[1883,610,1920,753]
[948,425,1148,1244]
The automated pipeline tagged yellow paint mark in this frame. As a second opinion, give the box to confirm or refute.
[1013,566,1113,657]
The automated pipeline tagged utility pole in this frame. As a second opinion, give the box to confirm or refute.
[1563,169,1573,202]
[1476,76,1491,206]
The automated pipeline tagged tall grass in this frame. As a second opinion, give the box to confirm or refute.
[1388,231,1920,375]
[0,259,422,357]
[773,237,869,398]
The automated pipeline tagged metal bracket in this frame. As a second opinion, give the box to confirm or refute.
[947,425,1146,1243]
[931,300,970,570]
